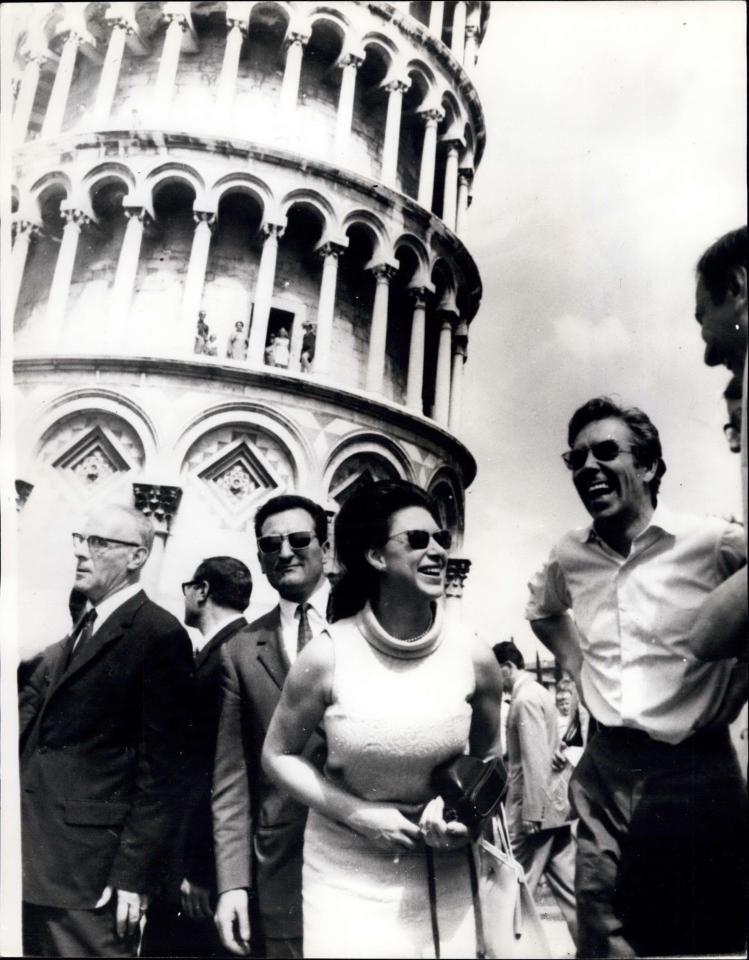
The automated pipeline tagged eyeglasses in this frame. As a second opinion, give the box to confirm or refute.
[181,580,203,595]
[561,440,634,471]
[385,529,452,551]
[257,531,318,555]
[72,533,141,555]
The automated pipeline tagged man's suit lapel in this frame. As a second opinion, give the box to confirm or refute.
[256,607,287,691]
[195,616,247,672]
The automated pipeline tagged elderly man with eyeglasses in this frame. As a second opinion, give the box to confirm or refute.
[20,503,193,958]
[526,397,747,958]
[213,494,332,959]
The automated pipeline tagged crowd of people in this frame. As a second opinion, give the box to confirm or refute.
[17,225,748,959]
[192,312,317,374]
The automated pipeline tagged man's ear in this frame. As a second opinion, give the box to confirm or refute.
[128,545,149,572]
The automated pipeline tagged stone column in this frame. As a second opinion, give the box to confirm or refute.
[280,32,309,118]
[41,32,84,138]
[464,24,479,71]
[417,109,443,210]
[433,311,454,426]
[43,208,91,341]
[381,79,409,187]
[247,223,285,365]
[132,483,182,590]
[215,17,247,122]
[9,220,42,322]
[406,287,428,412]
[365,263,397,395]
[441,140,461,231]
[451,0,467,64]
[449,321,468,433]
[456,169,472,235]
[314,241,346,375]
[13,52,47,142]
[180,212,216,350]
[333,53,362,165]
[111,206,151,329]
[154,13,187,120]
[429,0,445,37]
[91,20,130,125]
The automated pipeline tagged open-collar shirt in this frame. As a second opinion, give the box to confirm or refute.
[278,577,331,668]
[526,507,746,744]
[77,581,143,647]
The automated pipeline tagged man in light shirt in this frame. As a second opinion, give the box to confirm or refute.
[527,396,747,957]
[21,504,193,957]
[213,495,331,958]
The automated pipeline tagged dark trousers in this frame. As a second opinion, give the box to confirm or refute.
[140,900,232,958]
[23,901,140,958]
[512,825,578,944]
[570,725,748,958]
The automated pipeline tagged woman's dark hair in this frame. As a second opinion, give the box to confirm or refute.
[331,480,442,620]
[567,396,667,507]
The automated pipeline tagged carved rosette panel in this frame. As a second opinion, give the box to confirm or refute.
[182,426,295,529]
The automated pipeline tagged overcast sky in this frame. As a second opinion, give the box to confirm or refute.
[459,1,747,655]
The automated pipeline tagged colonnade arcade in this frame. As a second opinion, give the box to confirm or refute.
[11,2,485,229]
[12,159,476,433]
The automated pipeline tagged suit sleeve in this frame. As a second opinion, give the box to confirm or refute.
[213,645,253,894]
[108,620,194,894]
[18,642,64,747]
[515,694,552,823]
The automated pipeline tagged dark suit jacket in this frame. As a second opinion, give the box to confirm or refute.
[212,606,326,943]
[20,590,193,909]
[174,616,249,895]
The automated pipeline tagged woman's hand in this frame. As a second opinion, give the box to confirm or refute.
[419,796,471,850]
[347,802,422,852]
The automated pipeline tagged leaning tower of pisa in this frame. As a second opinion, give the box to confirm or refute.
[8,0,489,647]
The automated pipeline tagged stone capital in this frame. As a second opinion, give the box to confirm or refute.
[420,107,445,126]
[317,239,348,260]
[61,208,93,229]
[385,77,411,95]
[261,221,286,242]
[12,218,43,242]
[284,30,310,50]
[458,167,475,186]
[21,47,54,67]
[369,261,399,283]
[226,17,248,36]
[339,52,364,71]
[408,285,430,308]
[441,136,465,153]
[465,24,480,38]
[193,210,217,231]
[123,205,154,227]
[164,12,189,30]
[133,483,183,533]
[445,556,471,597]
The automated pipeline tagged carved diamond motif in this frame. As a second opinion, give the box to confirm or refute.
[52,425,130,489]
[198,441,278,516]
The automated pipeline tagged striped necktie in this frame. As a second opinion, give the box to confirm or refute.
[296,602,313,654]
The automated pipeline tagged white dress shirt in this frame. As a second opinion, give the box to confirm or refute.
[74,581,143,650]
[278,577,331,667]
[526,508,746,744]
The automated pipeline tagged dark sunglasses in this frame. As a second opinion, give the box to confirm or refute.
[561,440,633,471]
[257,531,318,555]
[386,529,452,551]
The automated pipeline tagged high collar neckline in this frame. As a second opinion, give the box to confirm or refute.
[356,600,443,659]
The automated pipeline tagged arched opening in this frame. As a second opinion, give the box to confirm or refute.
[433,94,461,218]
[202,190,265,362]
[329,451,400,506]
[398,68,431,199]
[336,222,377,390]
[429,475,463,545]
[131,179,197,351]
[172,8,230,127]
[15,184,67,335]
[268,201,325,370]
[236,3,291,142]
[423,260,454,417]
[351,41,390,178]
[388,244,421,405]
[298,18,345,160]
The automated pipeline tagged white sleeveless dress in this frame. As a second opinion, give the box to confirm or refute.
[302,602,478,959]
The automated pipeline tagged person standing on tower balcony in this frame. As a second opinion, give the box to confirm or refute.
[213,495,333,959]
[527,396,747,957]
[227,322,248,361]
[20,504,193,958]
[195,312,209,355]
[262,480,504,959]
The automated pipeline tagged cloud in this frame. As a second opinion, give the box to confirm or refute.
[550,313,632,362]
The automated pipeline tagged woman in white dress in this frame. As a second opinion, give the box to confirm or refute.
[263,480,504,959]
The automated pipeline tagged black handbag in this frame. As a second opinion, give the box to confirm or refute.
[431,755,508,835]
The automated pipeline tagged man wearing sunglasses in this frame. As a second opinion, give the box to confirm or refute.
[213,495,331,959]
[526,397,747,958]
[20,504,193,958]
